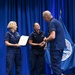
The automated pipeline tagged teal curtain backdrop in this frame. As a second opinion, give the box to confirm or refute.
[0,0,75,75]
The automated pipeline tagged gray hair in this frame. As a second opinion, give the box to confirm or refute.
[43,10,51,18]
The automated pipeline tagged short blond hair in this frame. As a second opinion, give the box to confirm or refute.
[7,21,17,29]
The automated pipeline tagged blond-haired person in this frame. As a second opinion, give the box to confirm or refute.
[5,21,22,75]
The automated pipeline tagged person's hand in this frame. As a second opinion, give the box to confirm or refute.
[39,42,44,47]
[39,41,46,47]
[14,44,20,47]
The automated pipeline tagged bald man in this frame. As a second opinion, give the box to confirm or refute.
[29,22,46,75]
[43,11,66,75]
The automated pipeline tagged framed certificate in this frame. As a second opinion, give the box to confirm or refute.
[18,35,29,46]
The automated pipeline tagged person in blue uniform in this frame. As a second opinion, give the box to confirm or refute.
[29,22,46,75]
[43,11,66,75]
[4,21,22,75]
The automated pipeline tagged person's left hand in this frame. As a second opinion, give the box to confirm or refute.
[14,44,20,47]
[39,41,46,47]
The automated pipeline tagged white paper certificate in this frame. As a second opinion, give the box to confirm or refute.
[18,35,29,46]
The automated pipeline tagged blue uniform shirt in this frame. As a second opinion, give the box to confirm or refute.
[5,30,20,51]
[48,18,66,50]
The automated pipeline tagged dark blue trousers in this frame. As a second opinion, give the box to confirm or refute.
[50,50,63,75]
[30,50,45,75]
[6,49,22,75]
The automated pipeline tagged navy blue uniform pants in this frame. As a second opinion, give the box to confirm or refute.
[30,51,45,75]
[50,50,63,75]
[6,49,22,75]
